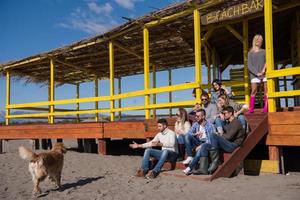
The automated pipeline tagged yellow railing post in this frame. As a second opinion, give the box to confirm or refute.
[152,65,157,118]
[94,78,99,121]
[50,59,55,123]
[143,28,150,119]
[194,9,202,103]
[76,83,80,122]
[243,19,250,105]
[264,0,276,112]
[168,69,172,117]
[204,46,211,94]
[118,77,122,120]
[109,41,115,121]
[5,70,10,125]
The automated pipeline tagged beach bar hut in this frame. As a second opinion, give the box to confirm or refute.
[1,0,300,179]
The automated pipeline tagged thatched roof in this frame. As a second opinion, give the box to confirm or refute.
[0,0,298,85]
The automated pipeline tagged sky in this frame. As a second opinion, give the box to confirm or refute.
[0,0,215,118]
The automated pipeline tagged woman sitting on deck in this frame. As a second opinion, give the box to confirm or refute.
[211,79,233,104]
[175,108,191,161]
[215,94,248,135]
[248,34,268,113]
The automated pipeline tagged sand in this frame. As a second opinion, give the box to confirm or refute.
[0,140,299,200]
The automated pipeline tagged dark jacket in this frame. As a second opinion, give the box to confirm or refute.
[223,118,245,146]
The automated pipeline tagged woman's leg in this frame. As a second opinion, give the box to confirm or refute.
[263,81,268,112]
[249,82,258,113]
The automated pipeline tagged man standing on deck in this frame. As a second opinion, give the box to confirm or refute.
[130,118,178,179]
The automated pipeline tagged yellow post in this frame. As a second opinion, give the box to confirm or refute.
[204,46,211,94]
[264,0,276,112]
[143,28,150,119]
[94,78,99,121]
[243,19,250,105]
[50,59,55,123]
[5,70,10,125]
[152,65,157,118]
[168,69,172,117]
[109,41,115,121]
[194,9,202,103]
[76,83,80,122]
[118,77,122,120]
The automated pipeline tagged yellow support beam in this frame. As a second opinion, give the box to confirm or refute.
[194,9,202,104]
[264,0,276,112]
[76,83,80,122]
[143,28,150,119]
[94,78,99,122]
[268,89,300,98]
[267,66,300,78]
[243,19,250,105]
[152,65,157,118]
[5,71,10,125]
[109,41,115,121]
[50,59,55,124]
[118,77,122,120]
[168,69,172,117]
[225,24,243,43]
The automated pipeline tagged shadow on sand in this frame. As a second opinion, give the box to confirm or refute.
[38,176,104,198]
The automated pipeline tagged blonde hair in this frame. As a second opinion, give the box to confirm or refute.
[250,34,263,52]
[176,108,188,129]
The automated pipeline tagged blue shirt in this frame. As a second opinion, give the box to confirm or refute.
[187,120,215,144]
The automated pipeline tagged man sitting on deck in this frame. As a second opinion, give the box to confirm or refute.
[191,106,246,174]
[129,118,178,179]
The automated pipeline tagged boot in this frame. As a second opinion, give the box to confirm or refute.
[208,150,219,174]
[192,157,209,175]
[177,144,186,161]
[248,95,255,113]
[263,95,268,113]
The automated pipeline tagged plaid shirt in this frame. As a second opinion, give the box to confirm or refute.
[187,120,215,144]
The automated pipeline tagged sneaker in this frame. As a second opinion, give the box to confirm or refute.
[145,170,158,179]
[136,169,146,177]
[182,156,193,165]
[182,167,192,175]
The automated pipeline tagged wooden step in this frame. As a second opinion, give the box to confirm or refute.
[209,113,268,181]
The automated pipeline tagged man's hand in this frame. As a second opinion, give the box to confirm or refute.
[219,113,225,121]
[129,141,140,149]
[195,145,202,152]
[151,141,162,147]
[234,112,239,118]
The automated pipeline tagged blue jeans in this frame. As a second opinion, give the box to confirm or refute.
[141,148,178,173]
[237,115,247,130]
[177,134,185,144]
[188,143,212,170]
[209,133,238,153]
[184,134,203,157]
[215,115,247,131]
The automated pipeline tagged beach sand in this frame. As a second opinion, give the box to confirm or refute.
[0,140,299,200]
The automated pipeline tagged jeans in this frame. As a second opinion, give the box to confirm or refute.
[209,133,238,153]
[184,134,203,157]
[188,143,212,170]
[141,148,178,173]
[237,115,247,130]
[215,115,247,131]
[177,134,185,144]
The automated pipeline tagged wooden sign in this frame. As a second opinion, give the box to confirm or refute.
[201,0,264,25]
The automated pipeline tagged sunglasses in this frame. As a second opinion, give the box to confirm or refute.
[201,98,208,101]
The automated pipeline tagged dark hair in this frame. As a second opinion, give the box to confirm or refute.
[195,108,206,116]
[201,92,209,99]
[192,88,208,96]
[212,79,225,94]
[223,106,234,115]
[157,118,168,126]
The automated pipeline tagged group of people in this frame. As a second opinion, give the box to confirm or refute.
[130,34,268,179]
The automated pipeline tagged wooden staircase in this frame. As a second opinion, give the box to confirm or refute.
[162,112,268,181]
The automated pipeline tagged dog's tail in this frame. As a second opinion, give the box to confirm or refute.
[19,146,37,161]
